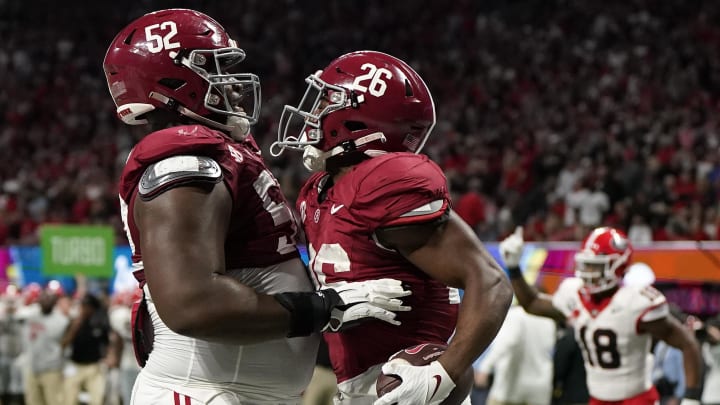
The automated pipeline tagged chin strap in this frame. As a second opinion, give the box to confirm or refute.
[302,132,387,171]
[326,132,387,157]
[148,92,250,140]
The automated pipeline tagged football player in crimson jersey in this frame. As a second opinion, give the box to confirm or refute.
[103,10,411,405]
[272,51,513,405]
[501,226,703,405]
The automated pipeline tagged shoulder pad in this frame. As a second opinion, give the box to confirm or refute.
[552,277,583,317]
[138,155,222,200]
[628,285,668,324]
[400,199,446,218]
[348,153,449,229]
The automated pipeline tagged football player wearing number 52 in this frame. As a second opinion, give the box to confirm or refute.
[271,50,513,405]
[104,10,411,405]
[501,226,703,405]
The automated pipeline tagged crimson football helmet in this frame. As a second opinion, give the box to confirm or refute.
[271,51,436,171]
[574,227,633,294]
[103,9,260,131]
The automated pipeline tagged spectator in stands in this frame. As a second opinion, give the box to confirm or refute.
[565,177,610,230]
[628,214,653,246]
[554,160,583,203]
[455,177,487,233]
[2,0,720,243]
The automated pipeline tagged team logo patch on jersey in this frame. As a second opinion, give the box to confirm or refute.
[314,209,321,223]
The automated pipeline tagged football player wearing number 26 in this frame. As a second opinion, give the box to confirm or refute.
[103,9,411,405]
[502,226,703,405]
[272,51,513,405]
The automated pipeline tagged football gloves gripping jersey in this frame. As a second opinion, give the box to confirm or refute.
[273,278,411,337]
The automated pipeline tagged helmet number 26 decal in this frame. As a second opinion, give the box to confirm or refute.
[145,21,181,53]
[352,63,393,97]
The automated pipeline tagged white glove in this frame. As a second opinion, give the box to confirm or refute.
[680,399,701,405]
[373,360,455,405]
[324,279,411,332]
[499,226,524,268]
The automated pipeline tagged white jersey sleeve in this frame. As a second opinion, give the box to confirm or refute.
[552,277,584,317]
[627,284,669,328]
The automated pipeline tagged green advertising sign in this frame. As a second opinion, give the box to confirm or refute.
[40,225,114,277]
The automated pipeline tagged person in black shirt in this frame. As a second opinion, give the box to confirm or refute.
[552,324,589,405]
[61,294,110,405]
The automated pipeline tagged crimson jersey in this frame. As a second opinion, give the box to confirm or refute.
[297,152,460,382]
[119,125,299,279]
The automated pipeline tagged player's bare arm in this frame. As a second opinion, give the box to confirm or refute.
[375,210,513,383]
[640,315,703,399]
[509,275,566,322]
[501,227,566,323]
[135,182,294,344]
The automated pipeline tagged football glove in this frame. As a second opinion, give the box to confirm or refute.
[373,360,456,405]
[324,279,411,332]
[499,226,524,268]
[273,278,411,337]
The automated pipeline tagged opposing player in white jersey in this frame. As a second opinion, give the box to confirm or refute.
[103,9,410,405]
[501,226,703,405]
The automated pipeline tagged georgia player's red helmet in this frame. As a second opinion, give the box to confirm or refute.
[272,51,436,171]
[103,9,260,130]
[574,227,633,294]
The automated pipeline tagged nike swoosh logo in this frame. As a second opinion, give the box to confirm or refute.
[430,375,442,399]
[330,204,344,214]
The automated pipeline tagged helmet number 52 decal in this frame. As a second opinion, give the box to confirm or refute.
[352,63,393,97]
[145,21,181,53]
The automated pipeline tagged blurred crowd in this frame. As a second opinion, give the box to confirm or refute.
[2,0,720,246]
[0,280,140,405]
